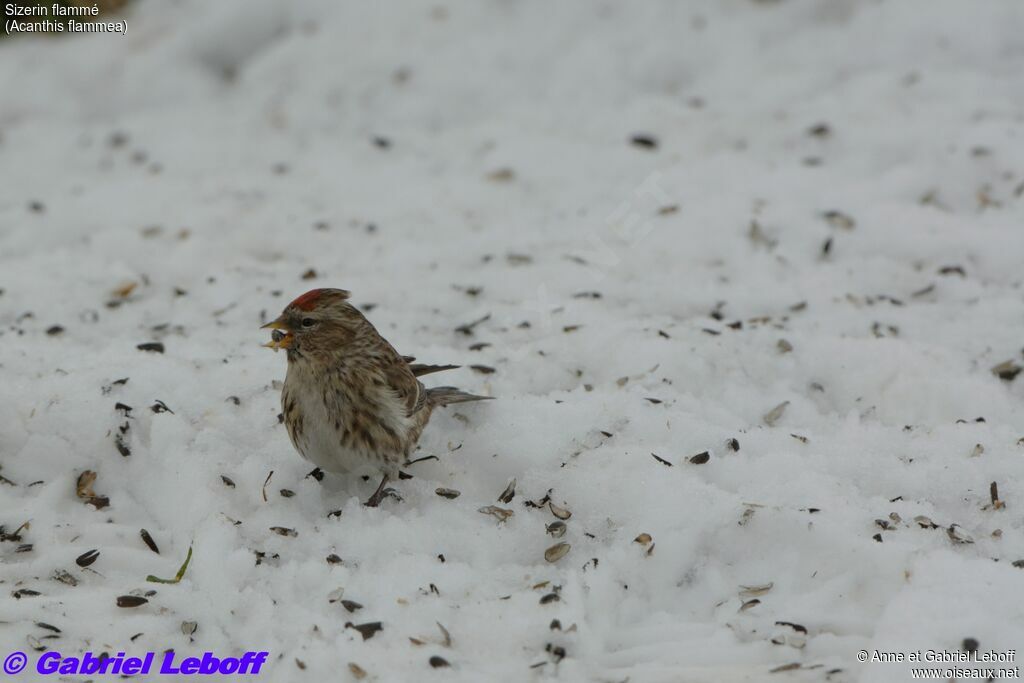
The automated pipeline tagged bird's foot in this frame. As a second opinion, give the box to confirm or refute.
[364,488,401,507]
[364,475,401,507]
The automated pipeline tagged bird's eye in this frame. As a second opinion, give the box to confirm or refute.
[301,318,316,328]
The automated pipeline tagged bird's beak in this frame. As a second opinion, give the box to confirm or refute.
[261,317,293,351]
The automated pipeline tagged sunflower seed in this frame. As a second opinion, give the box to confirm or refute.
[116,595,148,608]
[140,529,160,554]
[76,549,100,567]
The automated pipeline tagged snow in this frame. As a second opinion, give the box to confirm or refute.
[2,0,1024,681]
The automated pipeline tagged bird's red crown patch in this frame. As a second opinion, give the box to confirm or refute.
[288,288,350,311]
[289,289,325,311]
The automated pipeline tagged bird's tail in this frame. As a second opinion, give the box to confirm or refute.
[427,386,494,407]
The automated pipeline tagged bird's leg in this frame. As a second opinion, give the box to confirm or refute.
[364,474,396,507]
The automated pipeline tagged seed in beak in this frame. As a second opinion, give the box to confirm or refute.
[263,329,294,351]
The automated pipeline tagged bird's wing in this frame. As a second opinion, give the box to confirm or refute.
[408,363,460,377]
[401,354,460,377]
[383,354,429,417]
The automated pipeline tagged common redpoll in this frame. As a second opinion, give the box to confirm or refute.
[262,288,491,506]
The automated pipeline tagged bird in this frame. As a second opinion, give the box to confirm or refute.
[262,288,492,506]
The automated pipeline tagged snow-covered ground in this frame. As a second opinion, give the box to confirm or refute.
[2,1,1024,681]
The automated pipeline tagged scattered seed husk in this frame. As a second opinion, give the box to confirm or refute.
[763,401,789,426]
[777,339,793,354]
[726,438,740,452]
[181,621,197,636]
[117,595,149,608]
[478,505,513,523]
[270,526,297,537]
[947,524,974,544]
[346,621,383,641]
[136,342,164,353]
[140,529,160,554]
[992,360,1022,382]
[545,542,571,563]
[146,545,193,584]
[776,621,807,635]
[630,133,658,150]
[915,515,939,529]
[546,521,567,538]
[429,656,450,668]
[262,470,274,502]
[634,533,652,546]
[52,570,78,586]
[689,451,710,464]
[822,210,855,230]
[739,508,756,526]
[748,220,777,249]
[279,488,295,498]
[435,488,460,499]
[437,622,452,648]
[651,453,672,466]
[739,598,761,612]
[771,662,801,673]
[455,313,490,336]
[348,663,367,679]
[35,622,61,633]
[970,443,984,458]
[549,502,571,520]
[326,554,343,565]
[13,589,40,598]
[221,475,235,488]
[739,582,774,598]
[498,479,516,503]
[75,470,109,509]
[539,592,560,604]
[150,400,174,414]
[341,600,363,613]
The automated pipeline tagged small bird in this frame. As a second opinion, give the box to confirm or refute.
[262,288,491,506]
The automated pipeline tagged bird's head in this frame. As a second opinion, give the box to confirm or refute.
[262,288,359,357]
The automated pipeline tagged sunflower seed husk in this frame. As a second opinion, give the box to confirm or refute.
[498,479,516,503]
[544,542,570,563]
[549,502,571,520]
[739,582,774,597]
[478,506,513,523]
[546,521,567,538]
